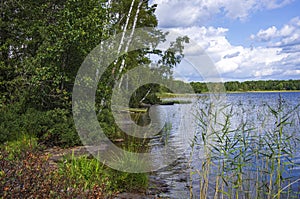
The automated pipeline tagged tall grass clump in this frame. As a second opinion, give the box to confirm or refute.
[58,151,149,194]
[189,95,300,198]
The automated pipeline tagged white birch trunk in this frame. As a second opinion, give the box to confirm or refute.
[117,0,143,88]
[114,0,136,62]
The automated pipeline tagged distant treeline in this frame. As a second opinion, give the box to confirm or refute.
[190,80,300,93]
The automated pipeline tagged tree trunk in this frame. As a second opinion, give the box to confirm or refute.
[117,0,143,88]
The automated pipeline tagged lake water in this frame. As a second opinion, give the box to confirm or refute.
[146,92,300,198]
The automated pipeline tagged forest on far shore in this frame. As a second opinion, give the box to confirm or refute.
[190,79,300,93]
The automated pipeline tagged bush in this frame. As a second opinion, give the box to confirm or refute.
[38,108,81,147]
[0,105,81,147]
[97,108,121,139]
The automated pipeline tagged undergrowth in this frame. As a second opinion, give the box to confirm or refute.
[0,148,108,198]
[58,153,149,194]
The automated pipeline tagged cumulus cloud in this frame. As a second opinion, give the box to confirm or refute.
[251,26,278,42]
[251,17,300,47]
[261,0,294,9]
[151,1,299,81]
[152,0,295,28]
[167,24,298,81]
[249,17,300,79]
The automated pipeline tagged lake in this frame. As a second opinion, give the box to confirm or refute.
[145,92,300,198]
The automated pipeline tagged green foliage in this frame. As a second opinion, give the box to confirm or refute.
[38,109,80,147]
[1,134,38,160]
[0,0,110,109]
[1,0,189,150]
[97,108,120,139]
[59,154,148,193]
[0,105,80,147]
[128,80,192,107]
[0,1,189,196]
[191,79,300,93]
[0,105,21,143]
[190,82,209,93]
[28,0,108,110]
[129,84,161,108]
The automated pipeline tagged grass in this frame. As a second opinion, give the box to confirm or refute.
[160,100,192,105]
[58,152,149,193]
[122,108,148,113]
[226,90,300,94]
[0,147,107,198]
[0,132,149,198]
[2,133,39,160]
[189,96,300,198]
[157,92,194,98]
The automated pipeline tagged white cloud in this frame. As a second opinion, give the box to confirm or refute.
[168,25,294,81]
[150,1,299,81]
[152,0,294,27]
[283,69,300,75]
[252,17,300,47]
[254,26,278,42]
[249,18,300,80]
[261,0,294,9]
[216,59,239,73]
[254,69,276,77]
[280,24,295,37]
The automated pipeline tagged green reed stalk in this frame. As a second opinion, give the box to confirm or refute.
[193,96,299,199]
[276,125,283,199]
[188,134,196,199]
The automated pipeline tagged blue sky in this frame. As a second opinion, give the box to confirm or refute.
[150,0,300,82]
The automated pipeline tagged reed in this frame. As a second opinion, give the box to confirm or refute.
[189,96,300,198]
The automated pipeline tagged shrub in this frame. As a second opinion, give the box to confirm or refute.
[0,105,81,147]
[0,104,23,143]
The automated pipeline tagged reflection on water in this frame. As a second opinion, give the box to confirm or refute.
[145,92,300,198]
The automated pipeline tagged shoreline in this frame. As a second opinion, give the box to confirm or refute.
[158,90,300,98]
[223,90,300,94]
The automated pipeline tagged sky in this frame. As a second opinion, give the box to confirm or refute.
[150,0,300,82]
